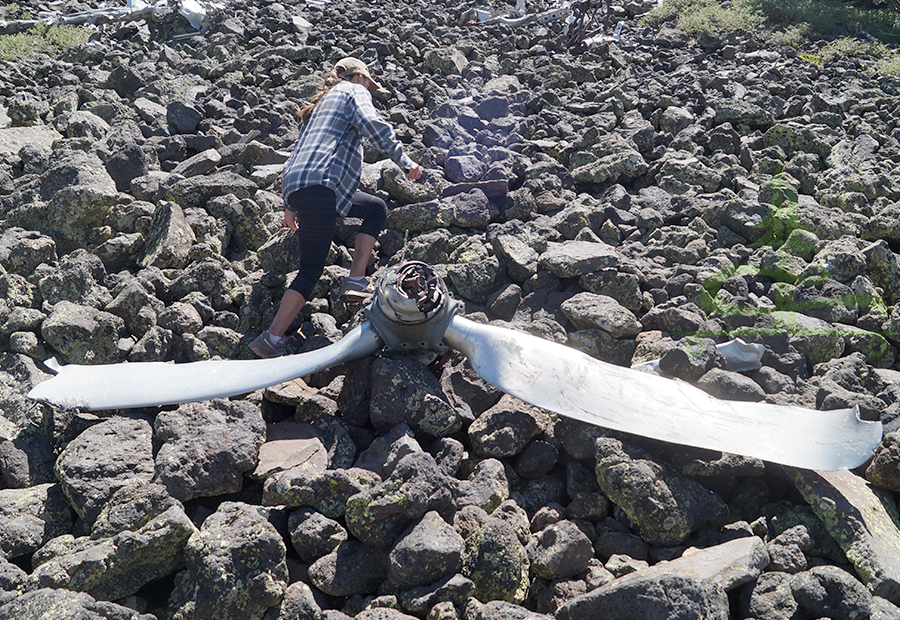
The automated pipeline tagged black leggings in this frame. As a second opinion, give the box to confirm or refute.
[286,186,387,300]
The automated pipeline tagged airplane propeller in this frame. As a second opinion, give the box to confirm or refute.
[27,261,882,471]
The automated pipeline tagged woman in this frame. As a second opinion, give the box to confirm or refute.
[250,57,422,358]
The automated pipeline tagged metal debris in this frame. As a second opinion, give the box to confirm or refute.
[460,0,623,48]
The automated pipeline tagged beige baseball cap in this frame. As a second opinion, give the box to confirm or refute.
[334,57,382,93]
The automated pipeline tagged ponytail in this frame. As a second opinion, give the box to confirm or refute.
[298,69,342,125]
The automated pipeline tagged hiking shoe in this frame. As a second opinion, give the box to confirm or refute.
[339,277,374,303]
[249,331,286,358]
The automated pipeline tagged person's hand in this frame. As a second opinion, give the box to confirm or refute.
[405,164,422,181]
[283,209,298,230]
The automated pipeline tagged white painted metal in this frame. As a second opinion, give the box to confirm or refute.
[443,315,882,471]
[27,322,382,411]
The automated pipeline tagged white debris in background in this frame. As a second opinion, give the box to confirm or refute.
[179,0,223,31]
[634,338,766,374]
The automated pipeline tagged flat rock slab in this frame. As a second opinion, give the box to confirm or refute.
[557,537,768,620]
[788,467,900,605]
[251,422,328,480]
[539,240,619,278]
[0,126,61,156]
[618,536,768,591]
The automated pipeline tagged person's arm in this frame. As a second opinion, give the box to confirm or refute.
[350,86,420,178]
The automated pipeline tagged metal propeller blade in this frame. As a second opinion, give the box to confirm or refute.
[26,260,883,470]
[442,314,882,471]
[27,322,381,410]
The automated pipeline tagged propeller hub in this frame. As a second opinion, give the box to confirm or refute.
[364,261,461,362]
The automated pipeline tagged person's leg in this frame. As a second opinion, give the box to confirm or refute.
[349,233,376,278]
[266,289,306,338]
[345,191,388,277]
[252,186,336,356]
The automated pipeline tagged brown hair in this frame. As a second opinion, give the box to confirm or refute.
[298,68,345,126]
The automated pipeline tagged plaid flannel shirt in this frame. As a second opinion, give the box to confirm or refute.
[281,80,415,216]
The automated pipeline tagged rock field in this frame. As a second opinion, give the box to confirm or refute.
[3,0,900,618]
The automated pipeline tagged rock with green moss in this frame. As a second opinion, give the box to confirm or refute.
[763,122,837,159]
[752,311,844,366]
[570,139,647,186]
[447,254,503,305]
[38,249,111,310]
[0,483,72,560]
[787,468,900,604]
[105,280,163,339]
[454,458,509,514]
[206,196,271,254]
[5,151,118,254]
[0,228,57,276]
[27,504,195,600]
[138,201,196,270]
[91,481,182,539]
[0,587,157,620]
[41,301,124,365]
[370,356,462,437]
[491,233,539,284]
[0,557,26,605]
[423,47,468,75]
[594,437,728,546]
[864,240,900,306]
[262,466,381,518]
[0,274,40,311]
[457,506,529,604]
[163,171,258,209]
[173,502,287,620]
[344,451,455,548]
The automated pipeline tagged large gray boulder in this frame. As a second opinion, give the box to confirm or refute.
[263,466,381,518]
[27,504,195,600]
[788,467,900,604]
[55,416,155,527]
[369,356,462,437]
[5,150,119,253]
[594,437,729,546]
[172,502,287,620]
[41,301,124,365]
[0,228,57,276]
[38,249,111,309]
[557,537,768,620]
[0,483,72,560]
[153,399,265,502]
[308,539,389,597]
[0,587,157,620]
[138,201,196,270]
[388,510,465,590]
[344,451,456,548]
[527,519,594,580]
